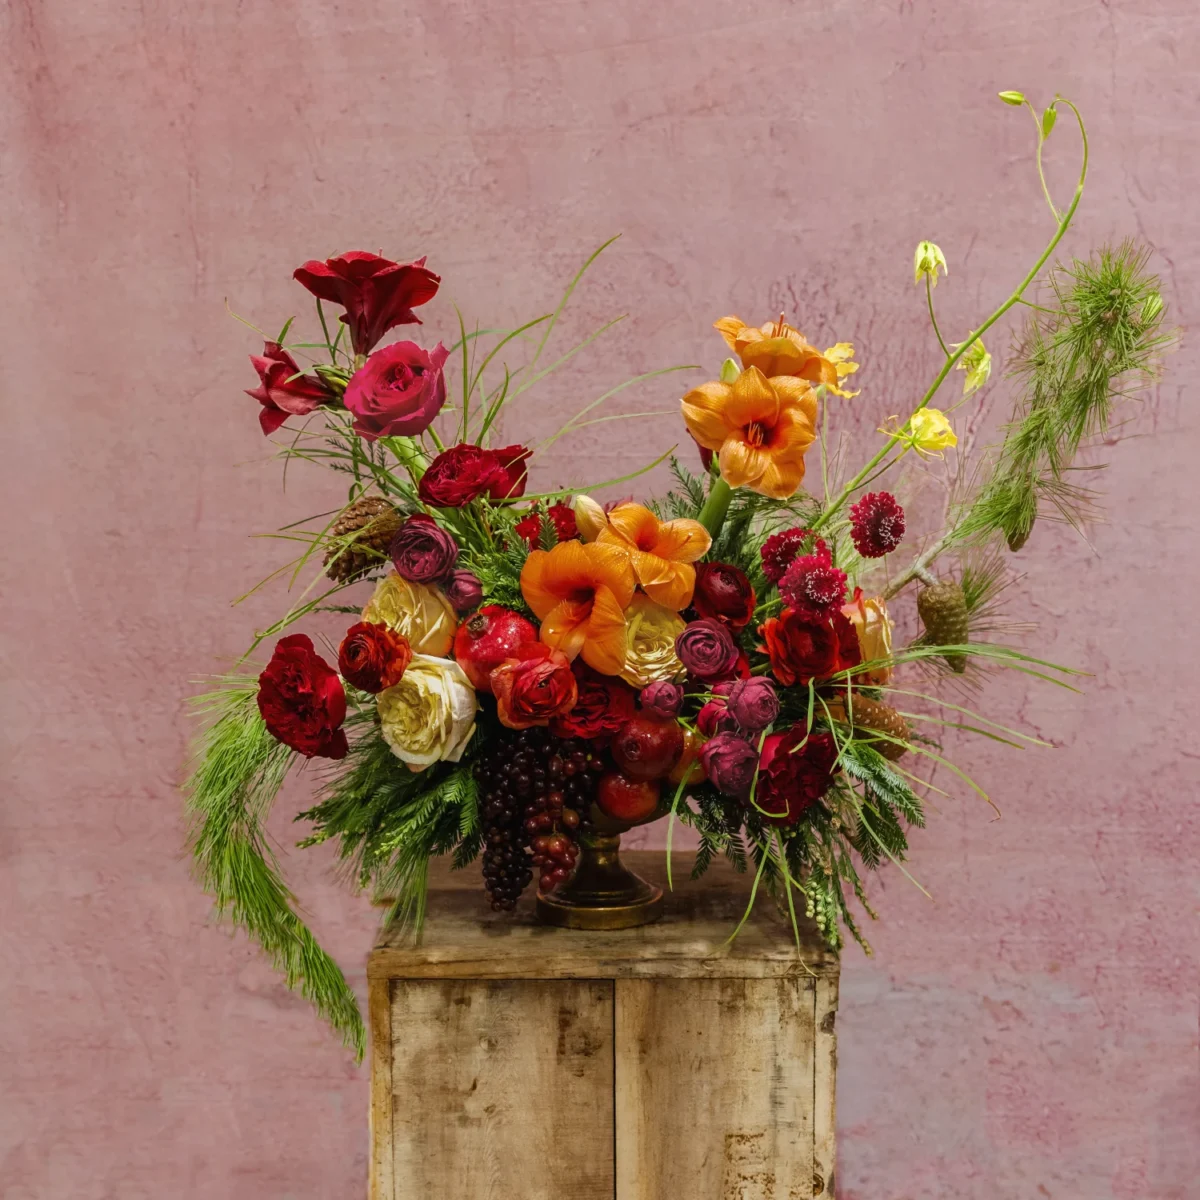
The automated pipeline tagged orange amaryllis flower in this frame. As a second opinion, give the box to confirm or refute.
[520,540,636,675]
[715,315,859,397]
[681,366,818,499]
[595,503,711,610]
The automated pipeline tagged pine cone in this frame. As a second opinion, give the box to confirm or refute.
[917,579,969,673]
[323,496,403,582]
[844,695,910,761]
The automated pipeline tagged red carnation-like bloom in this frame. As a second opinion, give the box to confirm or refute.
[778,542,847,621]
[337,622,412,694]
[849,492,906,559]
[488,445,532,501]
[514,510,543,548]
[761,527,818,584]
[551,661,636,739]
[246,342,332,436]
[257,634,348,759]
[548,501,577,541]
[292,251,440,356]
[757,728,838,825]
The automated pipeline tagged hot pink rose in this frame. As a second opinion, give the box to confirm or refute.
[343,341,448,441]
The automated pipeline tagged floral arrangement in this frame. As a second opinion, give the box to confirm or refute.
[185,92,1171,1055]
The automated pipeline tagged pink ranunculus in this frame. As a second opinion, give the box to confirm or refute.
[246,342,332,436]
[292,251,440,356]
[343,341,449,441]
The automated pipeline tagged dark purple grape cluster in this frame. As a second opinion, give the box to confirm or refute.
[475,729,607,908]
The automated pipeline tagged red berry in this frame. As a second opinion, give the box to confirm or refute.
[596,771,661,822]
[611,714,684,781]
[453,605,538,692]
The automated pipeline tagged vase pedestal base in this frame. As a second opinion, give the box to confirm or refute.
[535,833,664,930]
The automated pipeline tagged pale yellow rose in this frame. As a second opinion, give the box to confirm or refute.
[618,594,686,688]
[377,654,478,770]
[842,593,894,685]
[361,571,457,656]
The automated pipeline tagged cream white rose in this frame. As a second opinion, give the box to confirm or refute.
[377,655,478,770]
[361,571,457,656]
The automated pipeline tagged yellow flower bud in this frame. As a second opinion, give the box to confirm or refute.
[913,241,948,288]
[954,336,992,397]
[572,494,608,542]
[718,357,741,384]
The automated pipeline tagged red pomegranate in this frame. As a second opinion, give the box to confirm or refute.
[611,713,684,781]
[453,605,538,692]
[595,771,660,823]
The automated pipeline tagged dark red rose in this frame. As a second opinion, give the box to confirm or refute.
[257,634,348,759]
[337,622,412,694]
[343,341,448,441]
[292,251,440,356]
[675,618,740,682]
[389,514,459,584]
[245,342,332,436]
[551,661,637,739]
[756,728,838,825]
[488,444,533,500]
[417,444,506,507]
[491,643,579,730]
[759,608,860,687]
[692,562,756,629]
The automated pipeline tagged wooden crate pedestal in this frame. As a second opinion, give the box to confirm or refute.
[368,852,839,1200]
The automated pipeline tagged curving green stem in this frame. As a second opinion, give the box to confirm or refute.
[811,98,1088,536]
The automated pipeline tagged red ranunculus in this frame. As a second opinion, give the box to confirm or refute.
[488,444,533,500]
[245,342,332,436]
[343,341,448,441]
[418,444,506,507]
[292,251,440,356]
[551,661,637,739]
[757,728,838,825]
[490,643,579,730]
[337,622,412,694]
[257,634,348,759]
[692,561,756,629]
[759,608,860,687]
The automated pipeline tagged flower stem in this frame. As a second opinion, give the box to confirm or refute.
[697,476,734,538]
[926,275,951,358]
[812,99,1088,536]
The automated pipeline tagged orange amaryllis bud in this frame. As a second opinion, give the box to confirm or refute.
[596,503,711,610]
[519,541,636,675]
[714,316,859,396]
[681,365,818,500]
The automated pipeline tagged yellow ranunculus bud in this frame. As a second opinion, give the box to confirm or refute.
[572,494,608,543]
[377,654,477,770]
[618,594,686,688]
[913,241,948,288]
[361,572,457,656]
[909,408,958,455]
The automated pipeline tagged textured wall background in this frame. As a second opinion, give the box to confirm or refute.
[2,1,1198,1197]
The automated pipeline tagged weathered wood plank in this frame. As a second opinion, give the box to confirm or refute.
[368,976,395,1200]
[369,852,836,981]
[389,979,614,1200]
[614,977,816,1200]
[812,975,839,1198]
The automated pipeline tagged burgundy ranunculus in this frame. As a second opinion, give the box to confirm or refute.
[692,562,756,629]
[640,680,684,720]
[245,342,332,436]
[257,634,348,759]
[292,251,440,356]
[389,514,458,584]
[417,444,505,508]
[337,622,412,694]
[488,445,533,500]
[725,676,780,733]
[443,569,484,614]
[700,732,760,799]
[551,661,637,739]
[343,341,448,441]
[757,728,838,825]
[675,618,740,682]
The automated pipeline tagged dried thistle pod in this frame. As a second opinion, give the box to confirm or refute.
[323,496,403,582]
[917,579,969,673]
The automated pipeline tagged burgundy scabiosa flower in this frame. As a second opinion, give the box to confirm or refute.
[849,491,906,559]
[761,526,814,584]
[778,543,848,622]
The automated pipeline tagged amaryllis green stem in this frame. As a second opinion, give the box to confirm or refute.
[697,475,733,538]
[811,97,1089,537]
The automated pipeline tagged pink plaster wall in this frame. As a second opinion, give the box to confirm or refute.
[2,1,1198,1197]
